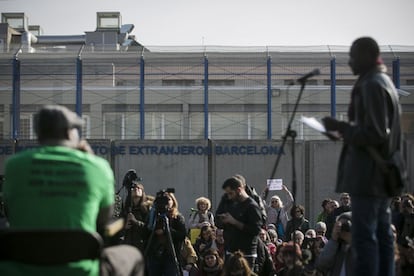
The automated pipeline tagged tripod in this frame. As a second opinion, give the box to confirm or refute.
[145,211,182,276]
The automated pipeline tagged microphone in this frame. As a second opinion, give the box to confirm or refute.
[190,208,198,213]
[296,68,320,83]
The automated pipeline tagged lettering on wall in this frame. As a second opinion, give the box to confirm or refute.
[0,144,284,156]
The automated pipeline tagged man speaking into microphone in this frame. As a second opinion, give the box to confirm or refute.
[322,37,403,276]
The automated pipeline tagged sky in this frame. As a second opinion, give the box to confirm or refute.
[1,0,414,46]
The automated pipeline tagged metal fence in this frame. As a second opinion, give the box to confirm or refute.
[0,45,413,140]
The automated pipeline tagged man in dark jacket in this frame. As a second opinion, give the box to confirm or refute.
[322,37,403,276]
[216,176,262,271]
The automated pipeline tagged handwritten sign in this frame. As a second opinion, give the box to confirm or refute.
[267,179,283,191]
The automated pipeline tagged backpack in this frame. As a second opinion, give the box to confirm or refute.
[245,185,267,227]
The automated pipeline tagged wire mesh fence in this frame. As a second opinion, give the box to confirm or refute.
[0,45,413,140]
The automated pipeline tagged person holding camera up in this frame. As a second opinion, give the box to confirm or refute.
[120,172,154,252]
[316,212,353,276]
[146,190,186,276]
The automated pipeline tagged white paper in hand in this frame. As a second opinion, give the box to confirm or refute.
[267,179,283,191]
[300,116,326,132]
[300,116,341,140]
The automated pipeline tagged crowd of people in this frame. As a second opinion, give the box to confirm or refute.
[118,173,413,276]
[0,36,412,276]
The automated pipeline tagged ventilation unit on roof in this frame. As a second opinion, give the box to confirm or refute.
[1,13,28,32]
[96,12,121,32]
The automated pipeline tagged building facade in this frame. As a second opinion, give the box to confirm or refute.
[0,12,413,222]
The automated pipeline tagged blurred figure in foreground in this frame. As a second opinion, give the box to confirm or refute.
[322,37,404,276]
[2,105,143,275]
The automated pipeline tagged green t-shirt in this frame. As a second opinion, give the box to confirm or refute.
[1,146,115,276]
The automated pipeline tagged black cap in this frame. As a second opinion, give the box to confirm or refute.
[34,105,83,140]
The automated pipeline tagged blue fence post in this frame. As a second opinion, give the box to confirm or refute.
[12,52,21,140]
[267,55,272,139]
[140,55,145,139]
[392,57,400,89]
[204,55,209,140]
[330,57,336,118]
[76,55,83,118]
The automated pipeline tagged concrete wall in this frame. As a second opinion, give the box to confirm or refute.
[0,139,412,227]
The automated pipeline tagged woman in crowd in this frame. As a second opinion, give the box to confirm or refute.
[284,204,310,242]
[146,191,187,276]
[265,185,294,240]
[259,228,277,258]
[277,242,304,276]
[187,196,215,245]
[222,250,258,276]
[197,248,224,276]
[121,180,153,251]
[194,225,217,260]
[187,197,215,230]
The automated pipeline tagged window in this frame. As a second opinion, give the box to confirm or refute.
[0,117,3,139]
[103,113,140,139]
[7,18,25,29]
[99,17,119,29]
[80,115,91,139]
[97,12,121,30]
[145,112,183,139]
[324,79,355,85]
[210,112,266,139]
[284,79,317,85]
[104,113,123,140]
[162,79,195,86]
[19,113,33,139]
[189,112,204,139]
[202,79,235,86]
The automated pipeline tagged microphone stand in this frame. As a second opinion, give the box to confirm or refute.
[266,80,308,202]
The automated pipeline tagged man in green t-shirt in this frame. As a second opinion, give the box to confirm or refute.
[1,105,143,276]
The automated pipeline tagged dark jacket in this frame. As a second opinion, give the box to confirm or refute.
[146,211,187,260]
[316,239,353,276]
[336,67,402,197]
[216,197,262,256]
[284,217,310,241]
[121,196,153,251]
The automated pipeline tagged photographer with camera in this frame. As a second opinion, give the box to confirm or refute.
[146,189,186,276]
[120,170,153,252]
[316,212,353,276]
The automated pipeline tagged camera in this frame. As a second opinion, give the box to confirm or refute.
[122,169,142,190]
[154,188,175,214]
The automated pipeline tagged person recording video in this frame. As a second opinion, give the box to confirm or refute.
[316,212,353,276]
[145,190,186,276]
[120,172,153,252]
